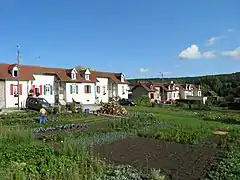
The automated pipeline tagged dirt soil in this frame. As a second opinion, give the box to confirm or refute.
[94,136,222,180]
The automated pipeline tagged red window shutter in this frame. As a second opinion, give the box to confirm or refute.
[10,84,14,95]
[19,84,22,95]
[39,85,42,95]
[32,85,35,94]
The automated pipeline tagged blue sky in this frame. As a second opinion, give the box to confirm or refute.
[0,0,239,78]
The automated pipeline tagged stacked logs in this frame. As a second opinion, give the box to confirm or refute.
[97,102,128,116]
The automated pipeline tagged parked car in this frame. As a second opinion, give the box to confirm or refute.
[118,99,136,106]
[26,97,52,111]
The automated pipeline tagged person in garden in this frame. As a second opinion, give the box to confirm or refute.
[40,107,47,123]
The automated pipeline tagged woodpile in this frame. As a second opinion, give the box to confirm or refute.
[97,102,128,116]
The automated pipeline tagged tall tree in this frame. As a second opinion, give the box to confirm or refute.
[75,66,96,71]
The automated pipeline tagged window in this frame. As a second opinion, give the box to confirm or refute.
[35,87,40,94]
[70,84,78,94]
[38,98,48,103]
[13,70,18,77]
[45,86,50,93]
[85,74,90,80]
[96,86,100,93]
[43,84,53,95]
[84,85,91,93]
[10,84,22,97]
[72,85,76,93]
[13,85,18,96]
[71,72,76,80]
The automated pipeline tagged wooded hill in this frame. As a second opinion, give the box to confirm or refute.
[128,72,240,101]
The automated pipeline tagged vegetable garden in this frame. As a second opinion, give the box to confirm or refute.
[0,106,240,179]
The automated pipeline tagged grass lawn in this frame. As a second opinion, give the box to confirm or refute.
[0,107,239,179]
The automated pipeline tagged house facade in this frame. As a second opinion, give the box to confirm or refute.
[0,63,129,108]
[130,81,202,102]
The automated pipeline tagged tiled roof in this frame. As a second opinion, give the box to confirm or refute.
[131,82,159,92]
[131,81,200,92]
[91,71,129,84]
[0,63,129,84]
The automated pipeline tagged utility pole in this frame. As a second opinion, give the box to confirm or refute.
[17,45,20,110]
[159,72,164,102]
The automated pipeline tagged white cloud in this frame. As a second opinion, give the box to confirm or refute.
[202,51,216,59]
[179,45,201,59]
[222,47,240,59]
[139,68,149,73]
[206,36,225,46]
[178,45,216,59]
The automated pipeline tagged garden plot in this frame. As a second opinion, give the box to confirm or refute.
[94,136,223,180]
[1,106,240,179]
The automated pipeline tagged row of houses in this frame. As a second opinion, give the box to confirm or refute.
[0,63,203,108]
[0,63,129,108]
[129,81,202,102]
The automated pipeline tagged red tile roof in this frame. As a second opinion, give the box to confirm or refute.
[0,63,129,84]
[131,82,159,92]
[131,81,199,92]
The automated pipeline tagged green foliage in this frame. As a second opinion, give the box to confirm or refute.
[60,105,66,113]
[70,103,76,113]
[205,132,240,180]
[108,112,158,132]
[134,95,151,107]
[75,66,96,71]
[128,72,240,85]
[225,95,234,102]
[1,105,240,179]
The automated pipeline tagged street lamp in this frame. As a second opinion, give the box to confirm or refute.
[17,45,20,110]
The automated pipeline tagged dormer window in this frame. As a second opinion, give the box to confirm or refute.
[84,69,91,80]
[71,68,77,80]
[12,66,18,77]
[85,74,89,80]
[71,73,76,80]
[121,73,125,82]
[13,70,18,77]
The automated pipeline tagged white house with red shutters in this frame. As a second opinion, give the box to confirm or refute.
[0,63,129,108]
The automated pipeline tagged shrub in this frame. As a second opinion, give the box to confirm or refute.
[134,95,150,107]
[175,102,188,108]
[60,105,66,113]
[70,103,76,113]
[225,95,234,102]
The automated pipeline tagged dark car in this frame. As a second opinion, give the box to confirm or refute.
[118,99,136,106]
[26,97,52,111]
